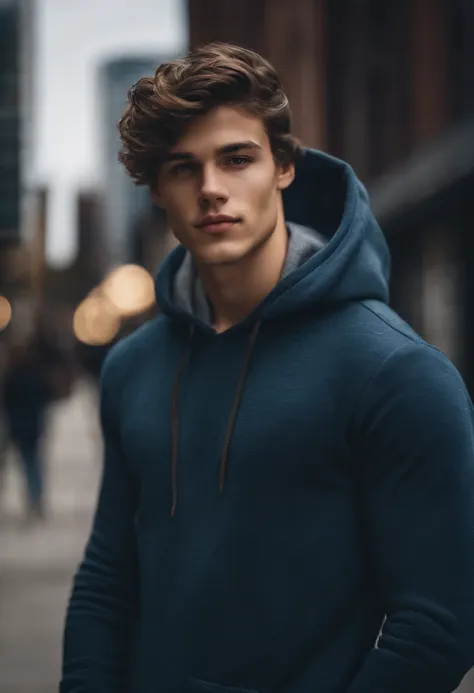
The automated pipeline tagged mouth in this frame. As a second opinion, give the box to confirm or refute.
[195,216,240,234]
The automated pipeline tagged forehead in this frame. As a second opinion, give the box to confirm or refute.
[171,105,270,156]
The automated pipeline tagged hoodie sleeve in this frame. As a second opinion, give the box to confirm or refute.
[348,341,474,693]
[60,354,138,693]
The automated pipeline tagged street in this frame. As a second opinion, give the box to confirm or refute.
[0,379,102,693]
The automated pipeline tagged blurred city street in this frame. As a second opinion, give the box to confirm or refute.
[0,380,101,693]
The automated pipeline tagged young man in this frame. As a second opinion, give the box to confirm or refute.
[61,43,474,693]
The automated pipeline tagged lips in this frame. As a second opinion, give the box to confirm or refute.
[196,215,239,227]
[195,215,240,234]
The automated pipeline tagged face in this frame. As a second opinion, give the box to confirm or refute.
[153,106,294,266]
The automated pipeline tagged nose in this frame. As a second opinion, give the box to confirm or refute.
[199,164,228,205]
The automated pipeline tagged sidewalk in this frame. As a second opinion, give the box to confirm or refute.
[0,379,102,693]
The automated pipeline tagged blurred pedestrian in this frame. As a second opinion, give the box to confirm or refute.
[32,317,76,400]
[62,43,474,693]
[2,340,52,522]
[0,379,8,514]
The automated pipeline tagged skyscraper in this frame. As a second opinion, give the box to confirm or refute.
[99,56,174,269]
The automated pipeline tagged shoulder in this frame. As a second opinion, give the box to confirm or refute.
[311,298,423,385]
[353,300,466,390]
[350,327,471,440]
[349,299,423,357]
[325,300,470,423]
[327,298,428,381]
[101,315,168,392]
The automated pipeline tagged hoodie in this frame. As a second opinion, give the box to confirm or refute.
[61,149,474,693]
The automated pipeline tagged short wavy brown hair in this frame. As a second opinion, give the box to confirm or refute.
[118,42,300,187]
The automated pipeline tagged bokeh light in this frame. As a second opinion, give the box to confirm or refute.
[101,264,155,317]
[0,295,12,331]
[73,292,121,346]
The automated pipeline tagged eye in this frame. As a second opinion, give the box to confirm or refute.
[169,161,196,176]
[225,155,252,167]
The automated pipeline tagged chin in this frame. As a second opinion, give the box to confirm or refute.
[192,239,253,267]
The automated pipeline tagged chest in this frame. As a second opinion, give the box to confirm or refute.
[119,325,356,510]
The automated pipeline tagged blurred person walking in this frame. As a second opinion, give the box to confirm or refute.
[1,325,75,523]
[62,44,474,693]
[2,340,52,522]
[0,355,8,514]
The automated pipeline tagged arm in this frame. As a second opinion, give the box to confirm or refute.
[348,342,474,693]
[60,355,138,692]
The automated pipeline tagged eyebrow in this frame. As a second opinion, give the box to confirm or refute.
[164,141,262,163]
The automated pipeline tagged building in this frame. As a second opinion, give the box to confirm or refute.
[0,0,35,346]
[42,189,105,308]
[99,56,176,270]
[187,0,474,397]
[0,0,22,248]
[187,0,326,151]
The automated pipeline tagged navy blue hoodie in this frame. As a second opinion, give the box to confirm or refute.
[61,150,474,693]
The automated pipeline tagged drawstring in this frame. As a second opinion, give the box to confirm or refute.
[170,319,262,518]
[218,319,261,491]
[170,325,195,518]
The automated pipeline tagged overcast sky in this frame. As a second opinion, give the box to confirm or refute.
[33,0,187,266]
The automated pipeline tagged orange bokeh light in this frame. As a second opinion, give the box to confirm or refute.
[101,264,155,317]
[0,296,12,331]
[73,293,121,346]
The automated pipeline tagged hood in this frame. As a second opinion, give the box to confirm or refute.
[155,148,390,330]
[153,149,392,517]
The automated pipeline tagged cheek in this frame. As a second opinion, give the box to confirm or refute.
[239,171,278,214]
[167,199,183,221]
[251,180,279,215]
[160,187,192,221]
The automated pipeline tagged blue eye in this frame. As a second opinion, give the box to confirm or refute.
[227,156,251,166]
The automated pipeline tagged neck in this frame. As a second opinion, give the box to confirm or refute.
[197,218,288,333]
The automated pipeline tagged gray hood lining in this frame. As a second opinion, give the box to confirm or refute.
[172,222,327,327]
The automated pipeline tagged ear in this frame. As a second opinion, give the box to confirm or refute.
[277,162,295,191]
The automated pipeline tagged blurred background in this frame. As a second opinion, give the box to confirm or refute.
[0,0,473,690]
